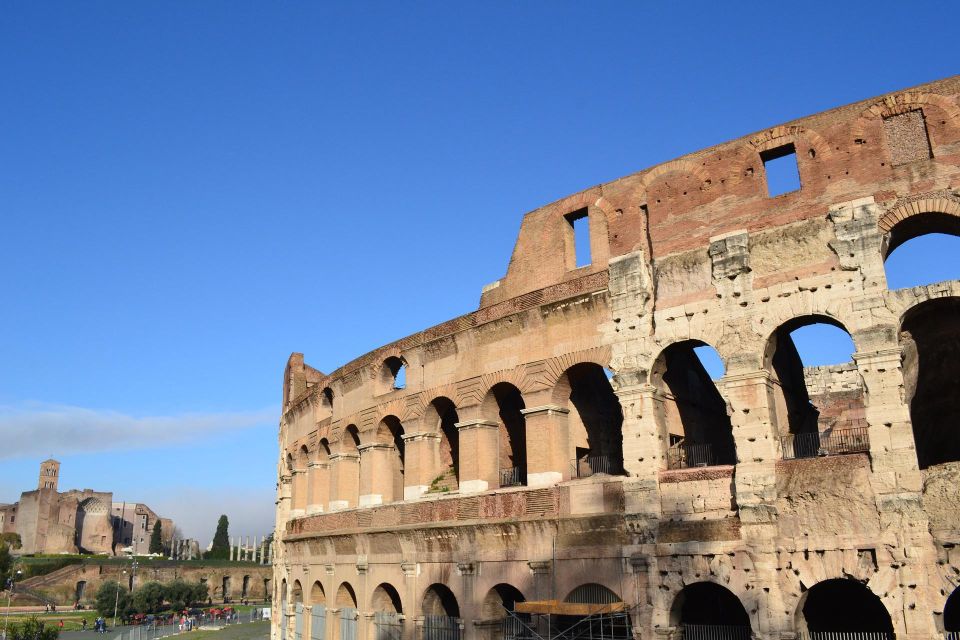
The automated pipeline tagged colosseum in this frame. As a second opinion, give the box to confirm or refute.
[273,76,960,640]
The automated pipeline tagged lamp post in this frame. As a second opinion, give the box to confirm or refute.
[113,570,127,629]
[3,570,23,640]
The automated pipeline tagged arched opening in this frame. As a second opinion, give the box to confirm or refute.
[425,397,460,492]
[372,583,403,640]
[884,211,960,289]
[422,583,461,640]
[382,356,407,391]
[556,363,625,478]
[295,445,310,512]
[557,584,631,640]
[336,582,358,640]
[481,584,526,640]
[312,439,332,512]
[483,383,527,487]
[336,582,357,609]
[945,585,960,633]
[765,317,865,460]
[242,575,250,599]
[310,582,327,640]
[376,416,405,503]
[75,580,86,603]
[798,579,893,635]
[281,579,288,640]
[322,387,335,410]
[336,425,361,508]
[670,582,751,638]
[901,297,960,468]
[292,581,304,640]
[654,341,736,469]
[264,578,271,603]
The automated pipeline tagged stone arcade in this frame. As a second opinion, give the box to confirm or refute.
[273,77,960,640]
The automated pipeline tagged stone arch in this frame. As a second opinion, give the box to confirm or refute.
[762,315,863,459]
[795,578,893,634]
[652,340,736,469]
[370,583,403,614]
[339,425,361,455]
[380,356,407,392]
[322,386,334,411]
[294,445,310,512]
[423,396,460,489]
[945,584,960,633]
[311,581,326,607]
[375,416,405,503]
[336,582,358,609]
[900,296,960,468]
[480,583,526,620]
[481,382,527,487]
[552,362,624,477]
[669,581,751,632]
[422,583,460,618]
[880,194,960,256]
[564,583,622,604]
[292,580,303,604]
[748,124,833,163]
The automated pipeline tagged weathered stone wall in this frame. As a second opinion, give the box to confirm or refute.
[274,77,960,640]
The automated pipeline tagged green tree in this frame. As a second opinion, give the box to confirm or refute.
[164,579,193,611]
[0,542,11,585]
[94,580,131,620]
[192,581,209,605]
[8,617,59,640]
[149,521,163,554]
[132,581,166,614]
[0,532,21,550]
[207,515,230,560]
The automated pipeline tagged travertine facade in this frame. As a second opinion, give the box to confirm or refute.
[274,77,960,640]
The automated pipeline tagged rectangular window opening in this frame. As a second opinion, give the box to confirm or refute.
[566,209,591,268]
[761,143,801,197]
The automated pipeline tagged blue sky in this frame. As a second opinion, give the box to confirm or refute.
[1,1,957,544]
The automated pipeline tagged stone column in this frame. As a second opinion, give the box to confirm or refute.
[401,432,441,500]
[519,405,570,487]
[359,443,395,506]
[455,419,499,493]
[230,537,235,561]
[328,453,360,511]
[291,467,308,517]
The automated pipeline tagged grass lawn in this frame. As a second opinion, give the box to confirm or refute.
[174,621,269,640]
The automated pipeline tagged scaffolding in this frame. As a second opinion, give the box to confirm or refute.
[501,601,634,640]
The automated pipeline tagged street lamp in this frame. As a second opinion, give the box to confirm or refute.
[3,570,24,640]
[113,570,127,629]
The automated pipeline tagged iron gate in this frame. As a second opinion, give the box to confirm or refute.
[295,603,304,640]
[311,605,327,640]
[374,612,403,640]
[798,633,894,640]
[340,608,358,640]
[421,615,461,640]
[682,624,751,640]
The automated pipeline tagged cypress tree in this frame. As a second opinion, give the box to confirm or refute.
[148,521,163,554]
[209,515,230,559]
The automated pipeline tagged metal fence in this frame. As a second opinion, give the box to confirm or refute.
[109,614,263,640]
[681,624,752,640]
[311,605,327,640]
[572,455,615,478]
[374,611,403,640]
[781,427,870,460]
[945,632,960,640]
[421,615,461,640]
[295,603,304,640]
[666,442,716,470]
[500,466,527,487]
[797,633,894,640]
[340,608,358,640]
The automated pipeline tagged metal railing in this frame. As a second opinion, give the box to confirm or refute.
[500,466,527,487]
[421,615,461,640]
[797,632,893,640]
[781,427,870,460]
[572,455,615,478]
[681,624,752,640]
[666,442,714,470]
[374,611,402,640]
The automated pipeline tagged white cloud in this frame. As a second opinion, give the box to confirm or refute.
[0,402,277,460]
[145,488,277,547]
